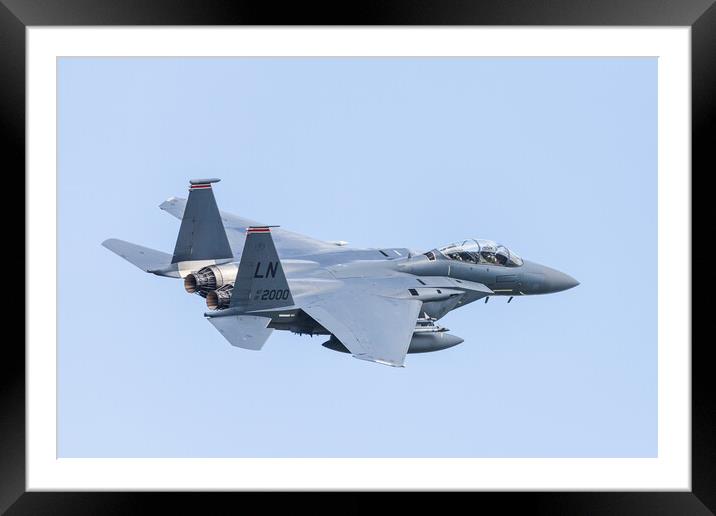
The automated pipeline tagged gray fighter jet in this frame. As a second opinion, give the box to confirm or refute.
[103,178,579,367]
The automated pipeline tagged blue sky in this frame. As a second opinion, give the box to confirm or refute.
[58,57,656,457]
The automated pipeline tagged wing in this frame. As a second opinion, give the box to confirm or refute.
[300,285,423,367]
[160,197,336,258]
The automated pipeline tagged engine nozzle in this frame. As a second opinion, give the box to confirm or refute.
[184,269,215,293]
[183,263,238,294]
[206,285,233,310]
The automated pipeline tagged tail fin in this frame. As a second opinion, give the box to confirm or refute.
[171,178,233,265]
[230,226,294,312]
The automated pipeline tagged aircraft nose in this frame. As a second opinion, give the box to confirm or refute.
[544,269,580,293]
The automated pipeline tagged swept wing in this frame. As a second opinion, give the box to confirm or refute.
[300,281,423,367]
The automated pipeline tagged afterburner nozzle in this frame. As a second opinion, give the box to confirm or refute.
[206,286,233,310]
[184,274,199,293]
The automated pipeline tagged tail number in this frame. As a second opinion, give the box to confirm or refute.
[255,289,290,301]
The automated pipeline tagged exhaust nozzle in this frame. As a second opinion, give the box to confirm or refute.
[184,274,199,293]
[183,264,238,295]
[206,285,233,310]
[206,290,219,310]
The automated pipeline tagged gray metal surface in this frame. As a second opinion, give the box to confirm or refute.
[104,179,579,367]
[170,182,233,264]
[207,314,273,350]
[229,227,295,312]
[160,196,337,258]
[301,283,424,367]
[101,238,176,276]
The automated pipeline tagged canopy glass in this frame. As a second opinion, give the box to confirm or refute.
[437,239,523,267]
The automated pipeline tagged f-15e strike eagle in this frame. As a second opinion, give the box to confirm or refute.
[103,178,578,367]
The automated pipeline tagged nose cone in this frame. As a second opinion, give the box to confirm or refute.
[544,269,580,293]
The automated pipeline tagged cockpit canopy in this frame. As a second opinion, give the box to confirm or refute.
[436,239,523,267]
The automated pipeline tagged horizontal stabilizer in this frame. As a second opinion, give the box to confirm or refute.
[102,239,178,277]
[207,314,273,350]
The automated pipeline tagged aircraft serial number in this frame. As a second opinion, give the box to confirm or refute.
[258,289,290,301]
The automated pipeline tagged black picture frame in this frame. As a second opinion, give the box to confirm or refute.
[4,1,711,514]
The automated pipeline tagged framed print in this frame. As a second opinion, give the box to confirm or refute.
[5,0,712,514]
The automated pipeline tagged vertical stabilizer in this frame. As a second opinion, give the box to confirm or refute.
[171,178,233,265]
[230,227,294,312]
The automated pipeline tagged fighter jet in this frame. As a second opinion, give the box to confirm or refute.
[103,178,579,367]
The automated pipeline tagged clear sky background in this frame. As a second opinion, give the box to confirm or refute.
[58,57,656,457]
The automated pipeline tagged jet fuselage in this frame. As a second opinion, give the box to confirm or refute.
[104,178,579,366]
